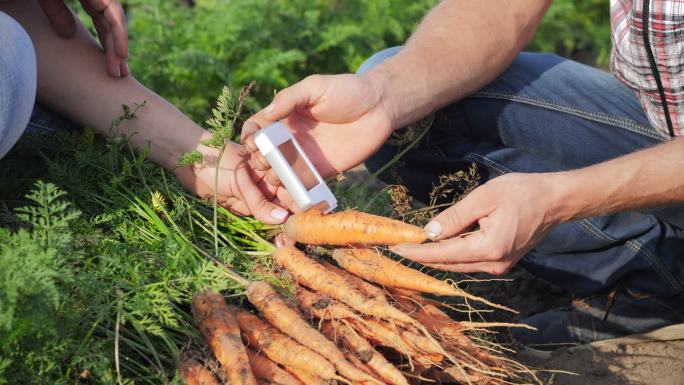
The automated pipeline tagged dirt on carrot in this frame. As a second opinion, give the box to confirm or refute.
[191,289,258,385]
[234,308,339,381]
[272,246,418,325]
[177,357,222,385]
[322,320,410,385]
[246,281,382,385]
[245,349,303,385]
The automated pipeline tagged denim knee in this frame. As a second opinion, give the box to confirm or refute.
[0,11,37,160]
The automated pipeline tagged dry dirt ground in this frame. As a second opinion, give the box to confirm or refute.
[343,166,684,385]
[519,326,684,385]
[463,269,684,385]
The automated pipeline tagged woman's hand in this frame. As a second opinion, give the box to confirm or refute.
[38,0,129,77]
[174,142,294,225]
[390,173,565,275]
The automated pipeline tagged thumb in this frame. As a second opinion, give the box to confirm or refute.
[424,188,491,240]
[261,75,326,121]
[237,169,290,225]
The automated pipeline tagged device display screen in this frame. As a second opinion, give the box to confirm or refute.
[278,140,319,190]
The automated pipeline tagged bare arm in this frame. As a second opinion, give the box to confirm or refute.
[241,0,551,179]
[1,0,202,170]
[0,0,291,223]
[369,0,552,129]
[553,137,684,222]
[391,137,684,274]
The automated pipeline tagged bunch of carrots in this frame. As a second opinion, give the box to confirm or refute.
[179,208,540,385]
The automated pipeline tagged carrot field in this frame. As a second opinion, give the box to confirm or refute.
[0,1,613,384]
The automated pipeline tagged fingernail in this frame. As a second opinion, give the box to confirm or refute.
[263,104,275,115]
[424,220,442,239]
[270,207,288,221]
[122,62,130,76]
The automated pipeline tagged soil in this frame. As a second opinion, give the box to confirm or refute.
[343,166,684,385]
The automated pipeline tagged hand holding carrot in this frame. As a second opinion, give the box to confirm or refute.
[390,172,564,275]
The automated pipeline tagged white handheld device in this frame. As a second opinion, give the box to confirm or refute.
[253,122,337,213]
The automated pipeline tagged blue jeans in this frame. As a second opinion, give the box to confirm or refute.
[360,47,684,298]
[0,11,36,160]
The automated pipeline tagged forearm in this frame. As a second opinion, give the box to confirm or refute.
[367,0,550,129]
[1,0,206,169]
[550,138,684,223]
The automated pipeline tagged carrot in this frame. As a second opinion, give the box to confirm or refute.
[246,281,383,385]
[321,262,388,304]
[294,286,363,322]
[390,288,468,340]
[322,321,410,385]
[177,357,222,385]
[191,289,258,385]
[344,353,386,385]
[234,308,340,381]
[332,248,516,313]
[283,208,427,246]
[272,246,417,325]
[286,367,328,385]
[246,349,303,385]
[345,319,424,367]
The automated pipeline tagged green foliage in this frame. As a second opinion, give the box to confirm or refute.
[0,1,615,384]
[529,0,612,67]
[124,0,436,121]
[202,86,238,148]
[0,111,272,384]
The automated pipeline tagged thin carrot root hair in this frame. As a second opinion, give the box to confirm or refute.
[333,248,516,313]
[322,320,411,385]
[283,207,428,246]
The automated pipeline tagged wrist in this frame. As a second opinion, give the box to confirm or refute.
[160,124,212,170]
[543,170,589,225]
[362,64,402,132]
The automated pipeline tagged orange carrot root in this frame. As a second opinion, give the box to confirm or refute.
[283,208,427,246]
[246,281,382,385]
[286,367,328,385]
[177,357,222,385]
[322,321,410,385]
[272,246,418,325]
[333,248,516,313]
[246,349,303,385]
[322,262,388,303]
[234,308,338,380]
[191,289,258,385]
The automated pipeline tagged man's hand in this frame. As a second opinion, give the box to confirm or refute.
[390,173,563,275]
[241,74,396,187]
[38,0,128,77]
[174,142,293,225]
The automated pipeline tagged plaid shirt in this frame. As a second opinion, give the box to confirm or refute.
[611,0,684,138]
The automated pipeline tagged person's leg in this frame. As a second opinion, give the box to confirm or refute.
[360,49,684,344]
[0,10,37,160]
